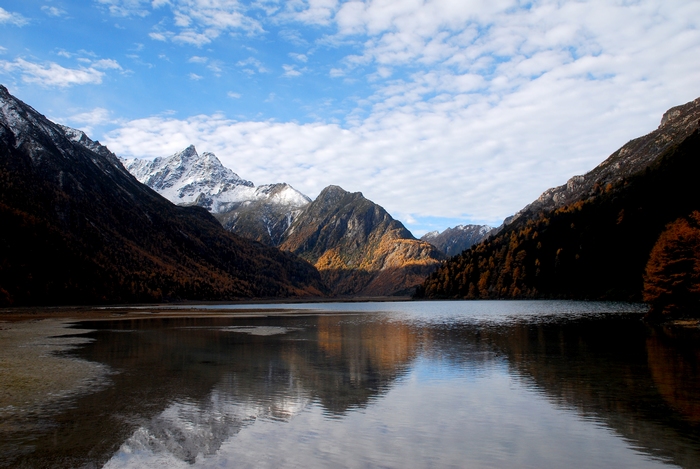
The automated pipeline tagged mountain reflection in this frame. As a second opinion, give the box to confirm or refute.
[647,329,700,424]
[476,315,700,469]
[4,307,700,468]
[2,315,420,467]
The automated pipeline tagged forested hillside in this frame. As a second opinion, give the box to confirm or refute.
[0,85,325,306]
[417,102,700,306]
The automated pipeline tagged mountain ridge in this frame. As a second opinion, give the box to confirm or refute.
[502,97,700,230]
[421,224,493,257]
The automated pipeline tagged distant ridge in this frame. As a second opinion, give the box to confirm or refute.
[421,224,493,257]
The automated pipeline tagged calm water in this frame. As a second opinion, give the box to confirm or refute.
[3,300,700,468]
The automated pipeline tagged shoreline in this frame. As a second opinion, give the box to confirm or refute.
[0,319,110,436]
[0,296,412,323]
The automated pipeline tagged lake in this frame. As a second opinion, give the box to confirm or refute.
[2,300,700,468]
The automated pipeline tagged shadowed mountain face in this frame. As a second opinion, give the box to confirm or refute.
[280,185,444,296]
[418,96,700,301]
[0,85,325,305]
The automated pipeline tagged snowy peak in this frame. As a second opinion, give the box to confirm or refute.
[122,145,311,244]
[122,146,264,213]
[256,183,311,207]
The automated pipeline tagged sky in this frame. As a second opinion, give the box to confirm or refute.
[1,1,699,236]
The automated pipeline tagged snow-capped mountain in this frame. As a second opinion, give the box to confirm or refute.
[421,224,493,257]
[121,146,311,246]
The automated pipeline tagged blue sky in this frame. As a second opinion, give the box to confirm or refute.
[1,1,699,236]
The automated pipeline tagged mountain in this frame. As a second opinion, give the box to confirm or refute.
[122,147,310,246]
[502,97,700,229]
[417,96,700,303]
[123,150,444,296]
[421,224,493,257]
[0,85,325,306]
[280,185,444,296]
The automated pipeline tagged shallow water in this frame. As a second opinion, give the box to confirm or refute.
[3,300,700,468]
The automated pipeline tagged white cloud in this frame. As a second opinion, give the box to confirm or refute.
[92,58,122,70]
[97,0,151,17]
[278,29,308,45]
[188,72,203,80]
[149,32,168,41]
[0,7,28,26]
[70,107,112,125]
[173,29,214,47]
[329,67,344,77]
[207,60,224,74]
[283,0,339,26]
[41,6,67,17]
[0,58,106,87]
[289,52,308,63]
[236,57,267,73]
[136,0,265,46]
[282,64,304,77]
[100,0,700,229]
[227,91,241,99]
[189,55,208,63]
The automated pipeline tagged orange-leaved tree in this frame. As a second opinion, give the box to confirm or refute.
[643,211,700,320]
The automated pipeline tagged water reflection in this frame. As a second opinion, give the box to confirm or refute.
[2,303,700,468]
[647,329,700,424]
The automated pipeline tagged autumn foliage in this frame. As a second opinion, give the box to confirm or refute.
[643,212,700,319]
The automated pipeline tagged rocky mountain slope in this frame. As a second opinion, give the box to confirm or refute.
[418,96,700,301]
[0,85,324,306]
[421,224,493,257]
[280,185,444,296]
[502,97,700,229]
[121,147,310,246]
